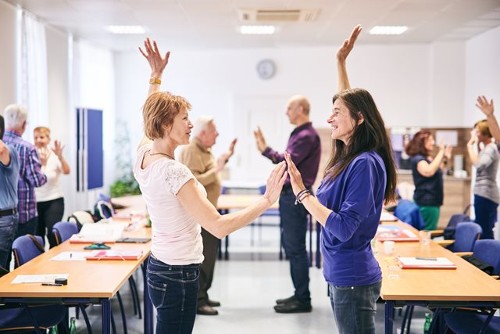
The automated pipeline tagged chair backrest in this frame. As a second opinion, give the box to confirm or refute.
[473,239,500,275]
[451,222,482,252]
[67,210,96,229]
[443,213,472,240]
[52,221,79,245]
[12,235,45,268]
[393,199,425,230]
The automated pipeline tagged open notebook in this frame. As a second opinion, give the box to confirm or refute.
[69,223,125,243]
[398,257,457,269]
[376,225,419,242]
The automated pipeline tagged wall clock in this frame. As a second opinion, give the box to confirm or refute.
[256,59,276,80]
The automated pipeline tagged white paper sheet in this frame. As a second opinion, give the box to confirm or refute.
[12,274,69,284]
[51,251,88,261]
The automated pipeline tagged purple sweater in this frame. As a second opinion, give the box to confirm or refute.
[317,151,385,286]
[262,122,321,188]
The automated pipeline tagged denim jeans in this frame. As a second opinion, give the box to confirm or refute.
[0,213,18,270]
[329,280,381,334]
[474,194,498,239]
[280,188,311,303]
[147,255,200,334]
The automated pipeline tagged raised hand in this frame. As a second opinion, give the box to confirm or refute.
[284,151,305,196]
[37,147,49,166]
[476,96,494,117]
[139,38,170,78]
[263,161,287,205]
[337,24,362,63]
[253,127,267,153]
[51,140,65,159]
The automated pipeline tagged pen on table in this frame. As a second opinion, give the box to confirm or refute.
[416,257,437,261]
[41,283,63,286]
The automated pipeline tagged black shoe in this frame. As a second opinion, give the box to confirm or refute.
[275,295,296,305]
[197,305,218,316]
[274,300,312,313]
[208,299,221,307]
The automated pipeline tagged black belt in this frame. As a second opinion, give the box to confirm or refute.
[0,208,17,217]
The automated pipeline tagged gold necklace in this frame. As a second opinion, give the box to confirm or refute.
[149,150,174,160]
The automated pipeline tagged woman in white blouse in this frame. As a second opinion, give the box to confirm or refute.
[134,38,287,334]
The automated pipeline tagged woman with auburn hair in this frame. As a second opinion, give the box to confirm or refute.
[134,39,286,334]
[405,130,452,230]
[467,119,499,239]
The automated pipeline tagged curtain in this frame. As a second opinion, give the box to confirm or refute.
[17,8,48,131]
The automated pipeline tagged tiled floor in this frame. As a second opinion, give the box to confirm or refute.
[73,223,428,333]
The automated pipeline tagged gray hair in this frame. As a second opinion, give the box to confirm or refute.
[192,115,214,138]
[3,104,28,129]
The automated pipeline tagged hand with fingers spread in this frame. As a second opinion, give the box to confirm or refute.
[253,126,267,153]
[476,95,494,117]
[337,24,362,92]
[336,24,362,63]
[284,151,305,196]
[139,38,170,80]
[263,161,288,205]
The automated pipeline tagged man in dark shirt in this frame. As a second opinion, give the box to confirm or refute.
[254,95,321,313]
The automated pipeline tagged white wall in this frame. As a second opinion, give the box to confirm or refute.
[115,42,467,182]
[3,0,500,198]
[0,1,18,108]
[464,25,500,127]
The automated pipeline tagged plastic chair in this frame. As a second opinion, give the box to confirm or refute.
[12,235,45,268]
[447,222,482,253]
[52,221,79,245]
[393,199,425,230]
[443,240,500,334]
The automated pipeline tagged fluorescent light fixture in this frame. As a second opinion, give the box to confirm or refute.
[239,25,276,35]
[369,26,408,35]
[106,25,145,34]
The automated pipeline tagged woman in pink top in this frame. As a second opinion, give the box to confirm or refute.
[134,39,287,334]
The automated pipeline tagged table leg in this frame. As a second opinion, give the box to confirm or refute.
[385,301,395,334]
[143,260,154,334]
[102,299,111,334]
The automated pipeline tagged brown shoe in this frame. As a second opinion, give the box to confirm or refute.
[197,305,218,316]
[208,299,221,307]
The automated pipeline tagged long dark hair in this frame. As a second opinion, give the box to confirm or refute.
[0,115,4,140]
[405,130,432,157]
[324,88,397,204]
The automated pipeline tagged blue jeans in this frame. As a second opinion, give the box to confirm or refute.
[0,213,19,270]
[329,280,381,334]
[474,194,498,239]
[147,255,200,334]
[280,188,310,303]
